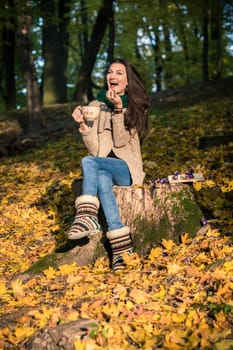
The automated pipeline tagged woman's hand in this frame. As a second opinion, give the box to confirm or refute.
[106,89,123,109]
[72,105,89,131]
[72,105,84,124]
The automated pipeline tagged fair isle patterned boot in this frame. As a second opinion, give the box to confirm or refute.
[68,195,101,240]
[107,226,133,272]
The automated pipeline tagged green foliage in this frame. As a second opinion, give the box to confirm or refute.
[143,94,233,234]
[209,303,233,317]
[1,0,233,110]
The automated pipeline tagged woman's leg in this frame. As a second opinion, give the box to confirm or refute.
[67,156,104,240]
[81,156,131,196]
[97,169,123,231]
[82,156,131,230]
[67,194,101,240]
[68,156,129,240]
[81,156,134,271]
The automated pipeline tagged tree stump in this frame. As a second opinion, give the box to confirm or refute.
[27,178,204,274]
[72,178,203,257]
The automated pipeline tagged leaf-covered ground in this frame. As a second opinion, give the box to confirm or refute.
[0,95,232,349]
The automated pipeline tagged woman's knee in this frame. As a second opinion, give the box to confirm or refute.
[81,156,94,169]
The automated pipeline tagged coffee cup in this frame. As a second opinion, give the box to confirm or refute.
[82,106,100,121]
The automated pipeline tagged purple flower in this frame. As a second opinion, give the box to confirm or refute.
[224,231,232,236]
[172,171,180,180]
[201,218,208,226]
[160,178,169,184]
[185,169,194,179]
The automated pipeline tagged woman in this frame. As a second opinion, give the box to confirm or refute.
[69,58,150,271]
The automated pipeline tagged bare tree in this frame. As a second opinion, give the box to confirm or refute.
[210,0,223,79]
[1,0,16,110]
[17,1,42,133]
[160,0,172,88]
[202,0,209,83]
[174,1,190,86]
[41,0,71,105]
[107,3,115,66]
[73,0,114,102]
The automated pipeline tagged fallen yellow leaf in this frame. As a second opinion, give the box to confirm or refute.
[129,288,150,304]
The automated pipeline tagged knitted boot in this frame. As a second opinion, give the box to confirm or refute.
[107,226,133,272]
[68,195,101,240]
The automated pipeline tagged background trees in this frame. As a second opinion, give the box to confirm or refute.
[0,0,233,124]
[41,0,71,105]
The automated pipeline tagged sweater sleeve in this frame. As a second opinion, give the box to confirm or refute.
[79,119,99,155]
[111,111,131,147]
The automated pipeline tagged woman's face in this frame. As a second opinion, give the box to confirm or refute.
[106,63,128,95]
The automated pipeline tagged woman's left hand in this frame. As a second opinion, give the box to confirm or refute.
[106,89,123,109]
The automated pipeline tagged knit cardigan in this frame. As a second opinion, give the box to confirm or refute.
[79,100,145,185]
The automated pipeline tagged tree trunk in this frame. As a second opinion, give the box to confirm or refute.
[17,3,43,134]
[160,0,173,89]
[154,31,162,92]
[1,0,17,110]
[73,0,114,102]
[174,1,190,86]
[41,0,71,105]
[210,0,222,79]
[107,3,115,66]
[202,0,209,83]
[146,25,162,92]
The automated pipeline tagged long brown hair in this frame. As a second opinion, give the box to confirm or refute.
[109,58,150,142]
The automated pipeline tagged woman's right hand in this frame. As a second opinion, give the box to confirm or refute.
[72,105,85,124]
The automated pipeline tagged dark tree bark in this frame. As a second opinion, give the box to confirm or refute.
[107,4,115,66]
[146,25,162,92]
[41,0,71,105]
[160,0,173,89]
[1,0,16,110]
[202,0,209,83]
[17,3,43,134]
[174,1,190,86]
[210,0,222,79]
[73,0,114,103]
[154,30,162,92]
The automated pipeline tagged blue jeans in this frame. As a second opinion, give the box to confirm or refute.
[81,156,132,231]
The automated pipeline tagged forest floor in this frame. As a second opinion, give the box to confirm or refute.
[0,80,232,349]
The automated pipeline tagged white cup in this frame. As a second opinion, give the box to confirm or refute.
[82,106,100,121]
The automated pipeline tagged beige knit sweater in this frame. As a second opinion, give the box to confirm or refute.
[79,100,145,185]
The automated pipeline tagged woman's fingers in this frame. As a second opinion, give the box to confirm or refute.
[72,105,84,123]
[106,89,121,105]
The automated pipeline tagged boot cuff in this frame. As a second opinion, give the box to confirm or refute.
[75,195,99,209]
[107,226,130,240]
